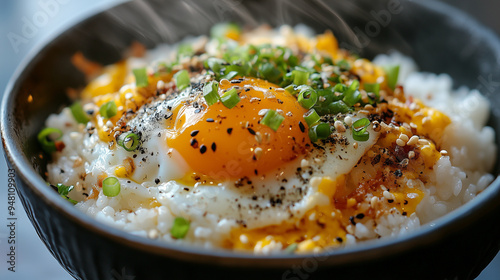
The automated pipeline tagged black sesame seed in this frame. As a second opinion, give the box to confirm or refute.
[190,138,198,148]
[155,178,160,184]
[388,199,394,203]
[298,121,305,133]
[349,216,356,225]
[227,128,233,134]
[356,213,365,219]
[211,142,216,152]
[190,130,199,137]
[254,169,258,175]
[247,128,256,135]
[184,188,190,191]
[200,144,207,154]
[206,118,215,122]
[336,237,343,243]
[402,212,407,216]
[245,88,250,92]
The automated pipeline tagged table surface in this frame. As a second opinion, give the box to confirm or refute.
[0,1,499,279]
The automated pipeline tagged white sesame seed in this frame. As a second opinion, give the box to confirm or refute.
[399,134,409,142]
[318,96,326,102]
[106,120,113,127]
[407,135,419,146]
[383,190,395,200]
[422,116,430,125]
[275,88,285,93]
[418,139,430,145]
[250,97,261,103]
[353,142,358,149]
[344,116,353,126]
[255,132,262,144]
[364,104,374,110]
[240,234,249,244]
[258,109,269,116]
[301,159,310,168]
[148,229,159,239]
[309,212,316,221]
[157,80,165,89]
[334,120,346,132]
[408,151,415,159]
[125,92,134,100]
[440,150,448,156]
[396,139,406,147]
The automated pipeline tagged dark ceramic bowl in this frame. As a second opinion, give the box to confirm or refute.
[3,0,500,279]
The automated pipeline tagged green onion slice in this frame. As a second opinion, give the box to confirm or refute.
[352,118,371,141]
[206,57,226,74]
[70,102,89,124]
[259,62,282,83]
[308,126,318,142]
[221,88,240,109]
[171,217,190,239]
[343,80,361,107]
[297,86,318,109]
[117,132,141,151]
[284,243,298,254]
[261,109,285,131]
[102,177,121,197]
[37,127,63,154]
[303,109,320,127]
[55,183,77,204]
[221,70,238,81]
[174,70,190,91]
[99,100,118,119]
[383,65,400,90]
[328,101,350,114]
[292,69,310,85]
[364,83,380,96]
[133,67,149,87]
[284,84,297,96]
[337,59,351,71]
[203,81,220,106]
[315,122,331,139]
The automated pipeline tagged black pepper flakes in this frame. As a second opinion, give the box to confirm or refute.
[227,128,233,134]
[190,138,199,148]
[298,121,305,133]
[200,144,207,154]
[190,130,199,137]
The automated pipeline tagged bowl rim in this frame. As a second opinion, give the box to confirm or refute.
[2,0,500,268]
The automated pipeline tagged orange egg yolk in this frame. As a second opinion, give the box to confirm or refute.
[167,78,310,180]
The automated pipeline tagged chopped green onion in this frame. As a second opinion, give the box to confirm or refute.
[70,102,89,124]
[337,59,351,71]
[173,70,190,91]
[259,62,282,83]
[297,86,318,109]
[352,118,371,141]
[37,127,63,154]
[383,65,400,90]
[221,70,238,81]
[102,177,121,197]
[54,183,77,204]
[303,109,320,126]
[203,81,220,106]
[177,43,194,58]
[99,101,117,119]
[308,126,318,142]
[206,57,226,74]
[328,101,350,114]
[315,123,331,139]
[261,109,285,131]
[343,80,361,107]
[292,69,310,85]
[133,67,149,87]
[221,88,240,109]
[171,217,190,239]
[364,83,380,97]
[117,132,141,152]
[284,243,298,254]
[284,84,297,96]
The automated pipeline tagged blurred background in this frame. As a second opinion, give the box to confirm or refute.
[0,0,499,279]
